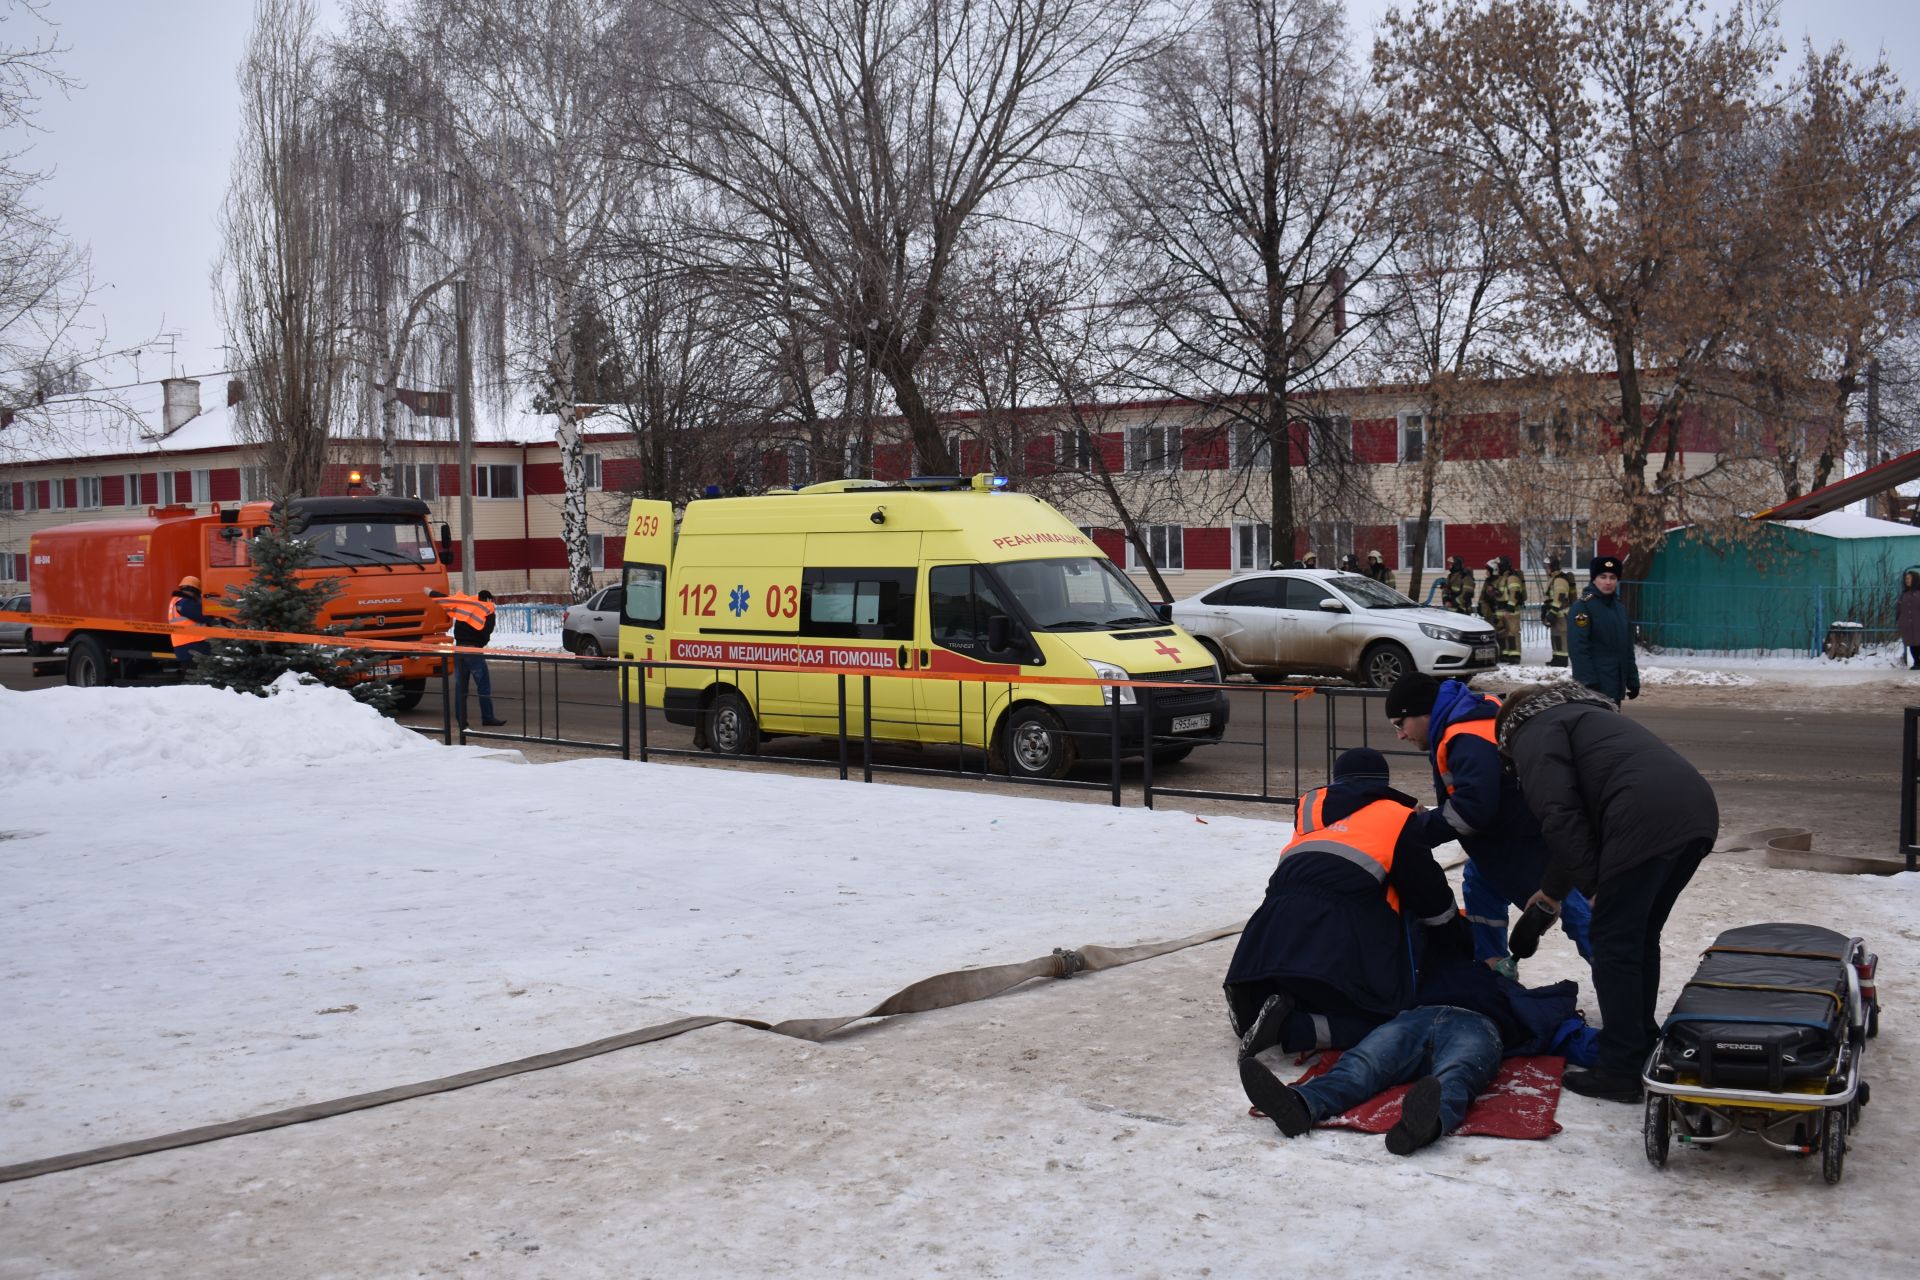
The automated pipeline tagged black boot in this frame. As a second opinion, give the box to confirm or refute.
[1240,1056,1314,1138]
[1563,1066,1644,1103]
[1237,991,1295,1061]
[1385,1075,1444,1156]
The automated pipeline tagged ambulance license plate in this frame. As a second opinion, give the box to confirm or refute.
[1472,645,1496,663]
[1171,714,1211,734]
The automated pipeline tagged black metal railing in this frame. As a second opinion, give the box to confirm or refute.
[1902,706,1918,874]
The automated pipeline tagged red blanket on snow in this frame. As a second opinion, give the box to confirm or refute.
[1249,1052,1566,1139]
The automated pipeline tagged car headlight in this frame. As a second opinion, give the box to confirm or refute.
[1088,659,1135,705]
[1419,622,1467,643]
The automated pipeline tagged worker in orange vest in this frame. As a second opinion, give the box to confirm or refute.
[432,588,507,729]
[1223,747,1466,1060]
[167,575,215,667]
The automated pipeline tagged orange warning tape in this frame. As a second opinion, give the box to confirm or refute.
[0,608,1318,695]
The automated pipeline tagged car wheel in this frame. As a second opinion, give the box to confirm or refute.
[578,634,603,658]
[1360,641,1414,689]
[66,634,110,688]
[392,678,427,712]
[1004,705,1076,779]
[706,689,760,757]
[1152,745,1196,766]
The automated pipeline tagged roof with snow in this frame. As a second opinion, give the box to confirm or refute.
[1773,509,1920,540]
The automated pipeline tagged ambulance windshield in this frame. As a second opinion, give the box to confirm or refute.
[993,557,1161,631]
[299,516,440,569]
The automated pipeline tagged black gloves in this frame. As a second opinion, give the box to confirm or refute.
[1508,900,1560,959]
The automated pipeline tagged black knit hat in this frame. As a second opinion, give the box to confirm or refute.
[1383,672,1441,721]
[1332,746,1391,784]
[1589,555,1623,579]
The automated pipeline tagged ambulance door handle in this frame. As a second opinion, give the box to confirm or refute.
[898,644,909,670]
[918,648,930,668]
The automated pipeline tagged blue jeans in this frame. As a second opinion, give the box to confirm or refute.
[1292,1006,1502,1135]
[1463,860,1593,962]
[455,653,495,725]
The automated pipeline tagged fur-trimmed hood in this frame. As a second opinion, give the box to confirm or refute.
[1494,681,1617,753]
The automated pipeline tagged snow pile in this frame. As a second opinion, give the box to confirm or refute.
[0,674,432,784]
[0,681,1284,1158]
[1477,663,1757,689]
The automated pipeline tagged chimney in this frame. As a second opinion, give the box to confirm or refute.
[227,378,246,407]
[162,378,202,433]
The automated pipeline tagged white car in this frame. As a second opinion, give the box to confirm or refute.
[1171,569,1498,688]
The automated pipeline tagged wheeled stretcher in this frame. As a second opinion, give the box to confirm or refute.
[1642,922,1880,1185]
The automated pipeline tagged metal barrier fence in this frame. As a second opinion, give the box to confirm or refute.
[439,651,1405,811]
[1903,707,1920,874]
[492,603,565,635]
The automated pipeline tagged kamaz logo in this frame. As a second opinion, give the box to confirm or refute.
[364,597,402,605]
[1715,1042,1764,1052]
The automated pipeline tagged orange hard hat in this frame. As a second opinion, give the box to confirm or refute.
[179,575,201,591]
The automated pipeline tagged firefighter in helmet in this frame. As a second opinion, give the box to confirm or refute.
[1541,556,1578,668]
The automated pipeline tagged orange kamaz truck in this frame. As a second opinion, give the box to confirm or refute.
[27,496,451,706]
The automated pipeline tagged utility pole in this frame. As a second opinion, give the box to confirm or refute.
[455,280,477,593]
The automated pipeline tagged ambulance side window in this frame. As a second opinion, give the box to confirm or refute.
[928,565,1014,655]
[800,568,915,640]
[622,564,665,627]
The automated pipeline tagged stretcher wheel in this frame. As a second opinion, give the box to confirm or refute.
[1643,1094,1670,1168]
[1866,1004,1879,1040]
[1821,1110,1847,1186]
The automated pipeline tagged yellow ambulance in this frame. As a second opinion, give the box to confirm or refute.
[617,476,1229,778]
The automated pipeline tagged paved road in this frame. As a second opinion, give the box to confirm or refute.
[3,650,1908,859]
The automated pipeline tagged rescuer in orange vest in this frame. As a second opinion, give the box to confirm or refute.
[1223,747,1466,1060]
[167,575,215,667]
[431,588,507,729]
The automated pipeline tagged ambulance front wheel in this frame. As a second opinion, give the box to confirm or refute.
[1005,706,1076,779]
[707,689,761,756]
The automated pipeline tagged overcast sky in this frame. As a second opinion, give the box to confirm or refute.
[20,0,1920,393]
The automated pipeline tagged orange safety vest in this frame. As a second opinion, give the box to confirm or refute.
[1283,787,1414,914]
[439,593,494,633]
[1435,716,1499,795]
[166,593,211,648]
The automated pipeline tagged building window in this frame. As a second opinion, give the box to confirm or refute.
[1396,413,1427,463]
[1523,520,1592,574]
[48,479,66,511]
[0,550,17,581]
[22,481,37,512]
[0,484,11,513]
[1230,421,1273,470]
[1308,520,1353,563]
[1234,520,1272,571]
[190,469,211,503]
[583,452,603,490]
[125,472,143,505]
[473,463,520,499]
[78,476,102,509]
[1399,518,1446,572]
[1127,524,1184,572]
[396,463,437,501]
[587,532,605,568]
[1127,423,1182,472]
[1060,427,1095,471]
[1308,415,1353,465]
[240,466,269,501]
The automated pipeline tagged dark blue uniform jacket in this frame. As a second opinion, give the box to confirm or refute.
[1413,680,1552,904]
[1568,587,1638,702]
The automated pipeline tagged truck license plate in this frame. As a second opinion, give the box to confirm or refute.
[372,662,403,676]
[1172,714,1211,734]
[1472,645,1495,662]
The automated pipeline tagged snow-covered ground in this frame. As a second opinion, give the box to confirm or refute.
[1,679,1914,1276]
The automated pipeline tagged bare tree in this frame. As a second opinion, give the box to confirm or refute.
[378,0,655,599]
[1376,0,1783,576]
[218,0,355,498]
[0,0,93,407]
[1098,0,1392,565]
[655,0,1161,475]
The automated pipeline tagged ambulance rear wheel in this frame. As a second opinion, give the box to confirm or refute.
[66,634,110,688]
[707,689,760,756]
[1643,1094,1670,1168]
[1005,706,1075,779]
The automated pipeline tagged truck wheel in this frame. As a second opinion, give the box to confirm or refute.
[392,679,427,712]
[707,689,760,756]
[66,634,110,688]
[1360,642,1413,689]
[1005,705,1076,779]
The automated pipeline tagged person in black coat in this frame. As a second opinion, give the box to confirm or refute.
[1224,747,1464,1057]
[1568,555,1639,702]
[1495,683,1719,1102]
